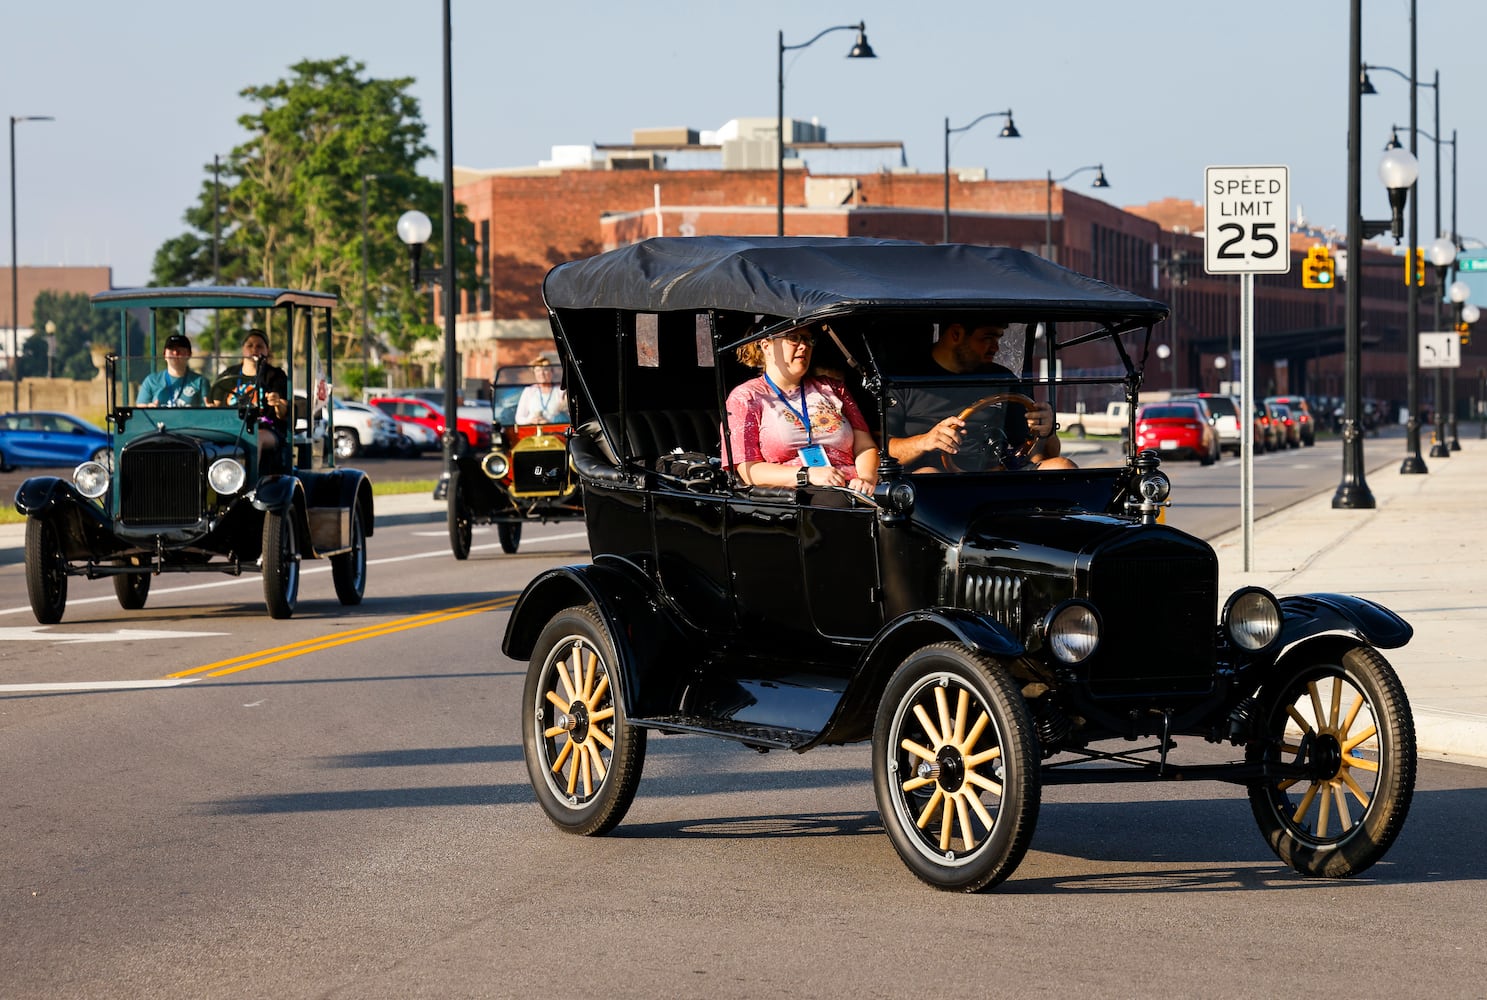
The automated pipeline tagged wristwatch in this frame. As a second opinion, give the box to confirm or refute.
[796,467,811,488]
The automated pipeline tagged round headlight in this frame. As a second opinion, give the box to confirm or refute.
[73,461,111,499]
[481,450,510,480]
[1224,587,1282,652]
[1138,471,1171,503]
[1045,601,1101,664]
[208,458,247,496]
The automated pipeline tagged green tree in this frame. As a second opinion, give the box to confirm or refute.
[23,291,140,380]
[151,56,476,359]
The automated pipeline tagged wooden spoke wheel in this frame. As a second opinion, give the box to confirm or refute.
[873,643,1040,891]
[1246,647,1415,878]
[522,606,646,836]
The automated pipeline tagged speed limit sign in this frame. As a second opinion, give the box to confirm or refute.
[1204,165,1290,275]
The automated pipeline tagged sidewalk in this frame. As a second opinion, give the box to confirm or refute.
[4,450,1484,765]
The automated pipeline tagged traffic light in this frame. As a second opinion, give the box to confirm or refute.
[1302,246,1335,289]
[1458,320,1471,347]
[1405,247,1425,286]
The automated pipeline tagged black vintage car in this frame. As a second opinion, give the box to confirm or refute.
[446,363,582,559]
[502,237,1415,892]
[16,287,373,622]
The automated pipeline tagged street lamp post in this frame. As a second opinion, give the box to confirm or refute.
[360,173,378,383]
[776,22,875,237]
[1448,277,1470,450]
[1426,236,1456,457]
[438,0,457,497]
[943,110,1019,244]
[1335,0,1417,509]
[9,114,54,411]
[1045,164,1108,260]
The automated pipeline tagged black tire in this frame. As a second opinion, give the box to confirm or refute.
[1246,646,1415,878]
[0,449,10,472]
[1199,439,1215,466]
[331,504,367,605]
[522,605,646,836]
[334,427,360,460]
[24,517,68,625]
[498,521,522,554]
[261,511,300,619]
[1070,423,1087,440]
[113,564,151,610]
[448,471,472,560]
[873,643,1040,892]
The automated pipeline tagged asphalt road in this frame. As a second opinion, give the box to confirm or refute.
[5,431,1483,998]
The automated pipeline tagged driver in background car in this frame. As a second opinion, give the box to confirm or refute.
[724,322,878,495]
[136,334,210,407]
[514,356,568,424]
[886,320,1074,472]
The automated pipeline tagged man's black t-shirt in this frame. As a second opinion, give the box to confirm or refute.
[214,362,290,436]
[885,358,1032,471]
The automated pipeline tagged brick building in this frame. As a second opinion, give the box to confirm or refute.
[438,121,1446,414]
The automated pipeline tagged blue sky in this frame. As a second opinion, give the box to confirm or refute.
[4,0,1484,288]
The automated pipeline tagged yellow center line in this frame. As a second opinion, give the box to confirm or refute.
[165,596,517,680]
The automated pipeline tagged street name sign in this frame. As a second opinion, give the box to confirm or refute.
[1204,165,1290,275]
[1419,331,1461,369]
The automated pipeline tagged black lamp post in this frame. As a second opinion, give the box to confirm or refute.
[1426,235,1456,457]
[360,172,378,382]
[943,110,1019,244]
[9,113,53,411]
[1335,0,1418,510]
[1045,164,1107,260]
[1448,275,1470,450]
[1363,29,1432,473]
[776,22,875,237]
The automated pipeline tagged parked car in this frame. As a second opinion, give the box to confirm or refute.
[15,287,372,622]
[446,362,583,558]
[1268,401,1301,448]
[0,411,111,472]
[369,395,493,451]
[392,414,439,454]
[324,395,400,459]
[502,236,1416,892]
[1252,402,1278,452]
[1178,393,1242,455]
[1265,395,1317,446]
[1135,400,1221,464]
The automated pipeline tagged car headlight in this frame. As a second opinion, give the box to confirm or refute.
[1040,601,1101,664]
[73,461,111,499]
[208,458,247,496]
[1223,587,1282,652]
[481,450,510,479]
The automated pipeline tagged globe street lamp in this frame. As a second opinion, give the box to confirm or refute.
[1045,164,1108,260]
[1155,342,1172,389]
[1448,277,1471,450]
[776,22,875,237]
[1425,235,1456,458]
[943,110,1019,244]
[1335,0,1417,509]
[10,114,54,411]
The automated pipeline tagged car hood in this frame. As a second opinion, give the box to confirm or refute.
[957,509,1134,576]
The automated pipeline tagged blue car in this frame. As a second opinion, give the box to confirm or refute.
[0,411,111,472]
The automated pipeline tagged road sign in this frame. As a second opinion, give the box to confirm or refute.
[1419,331,1461,369]
[1204,165,1290,275]
[1459,254,1487,272]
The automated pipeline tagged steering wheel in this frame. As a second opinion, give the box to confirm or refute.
[941,392,1039,473]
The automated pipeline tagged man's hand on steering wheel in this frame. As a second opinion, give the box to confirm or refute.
[942,392,1043,473]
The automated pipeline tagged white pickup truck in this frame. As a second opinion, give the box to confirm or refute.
[1056,401,1130,438]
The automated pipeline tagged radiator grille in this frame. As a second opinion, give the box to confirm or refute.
[510,447,570,497]
[1087,550,1217,692]
[119,442,203,526]
[960,569,1023,635]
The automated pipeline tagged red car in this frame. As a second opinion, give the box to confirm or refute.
[1135,400,1220,465]
[369,396,494,451]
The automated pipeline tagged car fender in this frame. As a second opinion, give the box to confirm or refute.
[809,607,1026,748]
[250,474,309,547]
[1269,593,1413,674]
[502,559,689,719]
[297,468,375,539]
[14,475,116,560]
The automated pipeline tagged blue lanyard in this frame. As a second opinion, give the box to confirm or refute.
[763,373,813,444]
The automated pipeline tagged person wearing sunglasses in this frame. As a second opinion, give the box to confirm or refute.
[724,323,878,495]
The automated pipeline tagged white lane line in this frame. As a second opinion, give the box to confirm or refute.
[0,530,591,618]
[0,678,201,693]
[0,626,228,643]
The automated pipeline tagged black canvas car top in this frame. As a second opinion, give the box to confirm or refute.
[542,237,1168,332]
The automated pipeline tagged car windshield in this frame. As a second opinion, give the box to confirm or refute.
[1140,405,1197,420]
[115,351,286,409]
[492,363,569,427]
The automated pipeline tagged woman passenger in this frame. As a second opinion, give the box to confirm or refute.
[724,323,878,495]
